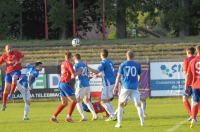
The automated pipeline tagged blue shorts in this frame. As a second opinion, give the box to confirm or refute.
[183,86,192,97]
[192,89,200,103]
[59,82,75,97]
[5,70,21,84]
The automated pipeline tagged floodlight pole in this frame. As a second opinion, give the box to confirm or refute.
[72,0,76,38]
[44,0,49,40]
[102,0,106,40]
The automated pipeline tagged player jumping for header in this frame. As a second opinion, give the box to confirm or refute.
[0,45,24,111]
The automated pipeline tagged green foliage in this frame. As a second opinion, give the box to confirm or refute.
[0,0,200,39]
[48,0,71,30]
[0,0,19,39]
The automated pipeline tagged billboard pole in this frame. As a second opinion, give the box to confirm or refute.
[44,0,49,40]
[72,0,76,38]
[102,0,106,40]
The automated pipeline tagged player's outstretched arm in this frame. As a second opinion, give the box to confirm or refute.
[88,67,99,74]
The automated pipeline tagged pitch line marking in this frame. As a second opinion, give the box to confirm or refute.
[166,120,188,132]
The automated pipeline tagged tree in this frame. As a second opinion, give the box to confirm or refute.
[48,0,72,39]
[22,0,45,39]
[0,0,19,39]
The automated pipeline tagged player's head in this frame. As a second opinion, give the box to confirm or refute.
[126,50,134,60]
[65,51,72,60]
[100,49,108,59]
[186,47,195,57]
[73,53,81,62]
[5,44,12,54]
[195,45,200,55]
[35,61,43,71]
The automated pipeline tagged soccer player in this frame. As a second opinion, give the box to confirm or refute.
[89,49,116,121]
[51,51,77,123]
[17,62,43,120]
[185,45,200,128]
[183,47,195,120]
[73,53,97,121]
[113,50,144,128]
[0,44,24,111]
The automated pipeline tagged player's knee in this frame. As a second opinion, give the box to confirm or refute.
[109,97,114,101]
[12,76,18,81]
[25,100,30,106]
[135,102,141,107]
[4,86,10,93]
[62,102,67,106]
[119,102,125,107]
[193,102,198,105]
[76,98,81,103]
[183,96,188,101]
[73,98,77,103]
[85,98,90,103]
[61,100,67,106]
[5,83,11,89]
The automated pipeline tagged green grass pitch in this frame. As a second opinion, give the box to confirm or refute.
[0,98,199,132]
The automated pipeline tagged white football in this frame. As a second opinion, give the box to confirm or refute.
[72,38,80,47]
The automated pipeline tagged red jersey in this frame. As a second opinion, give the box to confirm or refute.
[60,60,75,83]
[0,50,24,74]
[183,56,195,74]
[187,56,200,89]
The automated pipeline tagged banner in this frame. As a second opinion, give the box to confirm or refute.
[13,89,60,99]
[2,63,150,99]
[47,74,60,89]
[150,62,185,97]
[140,67,150,99]
[32,74,47,89]
[88,64,103,92]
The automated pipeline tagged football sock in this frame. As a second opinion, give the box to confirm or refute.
[183,99,191,116]
[53,104,66,117]
[3,93,8,105]
[68,101,76,117]
[141,100,146,113]
[108,102,114,115]
[10,83,17,94]
[117,106,123,124]
[86,102,97,118]
[114,108,118,115]
[76,102,86,119]
[101,103,113,117]
[136,106,144,125]
[24,102,30,118]
[191,104,199,120]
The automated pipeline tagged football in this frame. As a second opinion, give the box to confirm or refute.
[72,38,80,47]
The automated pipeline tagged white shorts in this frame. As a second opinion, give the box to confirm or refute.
[101,85,114,100]
[119,88,141,105]
[75,87,90,99]
[16,84,31,101]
